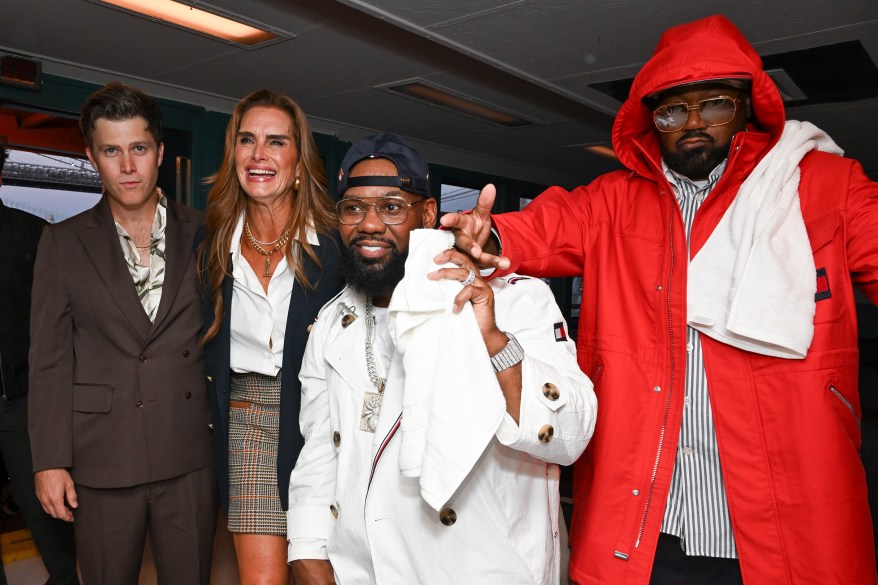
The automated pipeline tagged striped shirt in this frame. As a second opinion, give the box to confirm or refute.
[659,159,738,559]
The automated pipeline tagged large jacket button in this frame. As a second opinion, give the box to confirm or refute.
[542,383,560,401]
[333,431,341,448]
[439,508,457,526]
[538,424,554,444]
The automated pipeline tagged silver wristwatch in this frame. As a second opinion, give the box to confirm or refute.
[490,332,525,373]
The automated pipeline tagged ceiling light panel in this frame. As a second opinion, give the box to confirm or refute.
[382,80,535,128]
[89,0,290,48]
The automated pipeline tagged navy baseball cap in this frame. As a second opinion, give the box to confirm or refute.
[337,132,430,198]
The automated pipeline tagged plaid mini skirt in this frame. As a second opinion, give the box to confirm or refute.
[227,370,285,535]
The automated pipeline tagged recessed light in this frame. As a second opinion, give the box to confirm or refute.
[91,0,284,47]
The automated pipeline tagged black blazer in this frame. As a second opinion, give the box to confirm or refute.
[201,230,344,510]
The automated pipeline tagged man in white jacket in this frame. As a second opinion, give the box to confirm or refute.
[287,132,596,585]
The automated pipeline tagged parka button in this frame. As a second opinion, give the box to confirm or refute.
[538,424,554,444]
[542,383,560,401]
[439,508,457,526]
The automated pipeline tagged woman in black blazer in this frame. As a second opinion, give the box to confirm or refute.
[200,89,343,584]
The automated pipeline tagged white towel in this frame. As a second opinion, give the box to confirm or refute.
[387,229,506,510]
[687,120,843,358]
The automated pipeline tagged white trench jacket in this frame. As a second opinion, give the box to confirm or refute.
[288,275,597,585]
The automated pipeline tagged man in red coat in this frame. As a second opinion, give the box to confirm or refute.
[443,15,878,585]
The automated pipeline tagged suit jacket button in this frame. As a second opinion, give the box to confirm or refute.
[139,355,147,362]
[538,424,554,444]
[185,392,192,399]
[182,350,190,358]
[206,375,214,382]
[135,400,143,408]
[330,504,339,519]
[208,423,215,430]
[439,508,457,526]
[332,431,341,448]
[542,383,560,401]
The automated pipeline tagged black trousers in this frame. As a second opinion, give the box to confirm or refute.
[0,395,78,585]
[650,533,743,585]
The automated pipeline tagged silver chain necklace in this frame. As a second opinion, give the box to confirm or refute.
[360,296,388,432]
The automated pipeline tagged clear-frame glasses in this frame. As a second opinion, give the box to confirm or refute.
[336,196,427,225]
[653,96,741,132]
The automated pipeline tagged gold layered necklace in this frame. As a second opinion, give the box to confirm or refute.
[244,220,291,277]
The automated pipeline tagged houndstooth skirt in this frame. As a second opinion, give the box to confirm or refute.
[227,370,285,535]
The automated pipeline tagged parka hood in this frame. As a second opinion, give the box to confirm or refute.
[612,15,786,176]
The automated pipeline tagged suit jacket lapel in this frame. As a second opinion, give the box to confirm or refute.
[151,201,193,333]
[76,197,152,339]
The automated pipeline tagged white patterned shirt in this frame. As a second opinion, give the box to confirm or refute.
[115,192,167,322]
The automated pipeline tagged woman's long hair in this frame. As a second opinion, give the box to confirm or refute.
[201,89,336,342]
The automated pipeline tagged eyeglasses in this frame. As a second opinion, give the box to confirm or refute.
[653,96,740,133]
[336,196,427,225]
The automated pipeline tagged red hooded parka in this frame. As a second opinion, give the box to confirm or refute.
[493,15,878,585]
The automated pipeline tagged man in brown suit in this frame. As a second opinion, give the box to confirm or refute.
[28,82,217,584]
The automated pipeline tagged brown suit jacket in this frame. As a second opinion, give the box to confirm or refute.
[28,196,213,489]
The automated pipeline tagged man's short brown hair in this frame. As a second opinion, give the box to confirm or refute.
[79,82,163,149]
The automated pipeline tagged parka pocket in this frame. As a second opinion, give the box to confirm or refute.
[806,213,844,325]
[827,382,861,451]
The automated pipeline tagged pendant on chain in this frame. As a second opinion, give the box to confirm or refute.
[359,389,383,433]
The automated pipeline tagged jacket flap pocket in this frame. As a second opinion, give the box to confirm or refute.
[72,385,112,414]
[805,213,839,254]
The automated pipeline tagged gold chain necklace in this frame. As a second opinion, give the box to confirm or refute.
[244,220,291,277]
